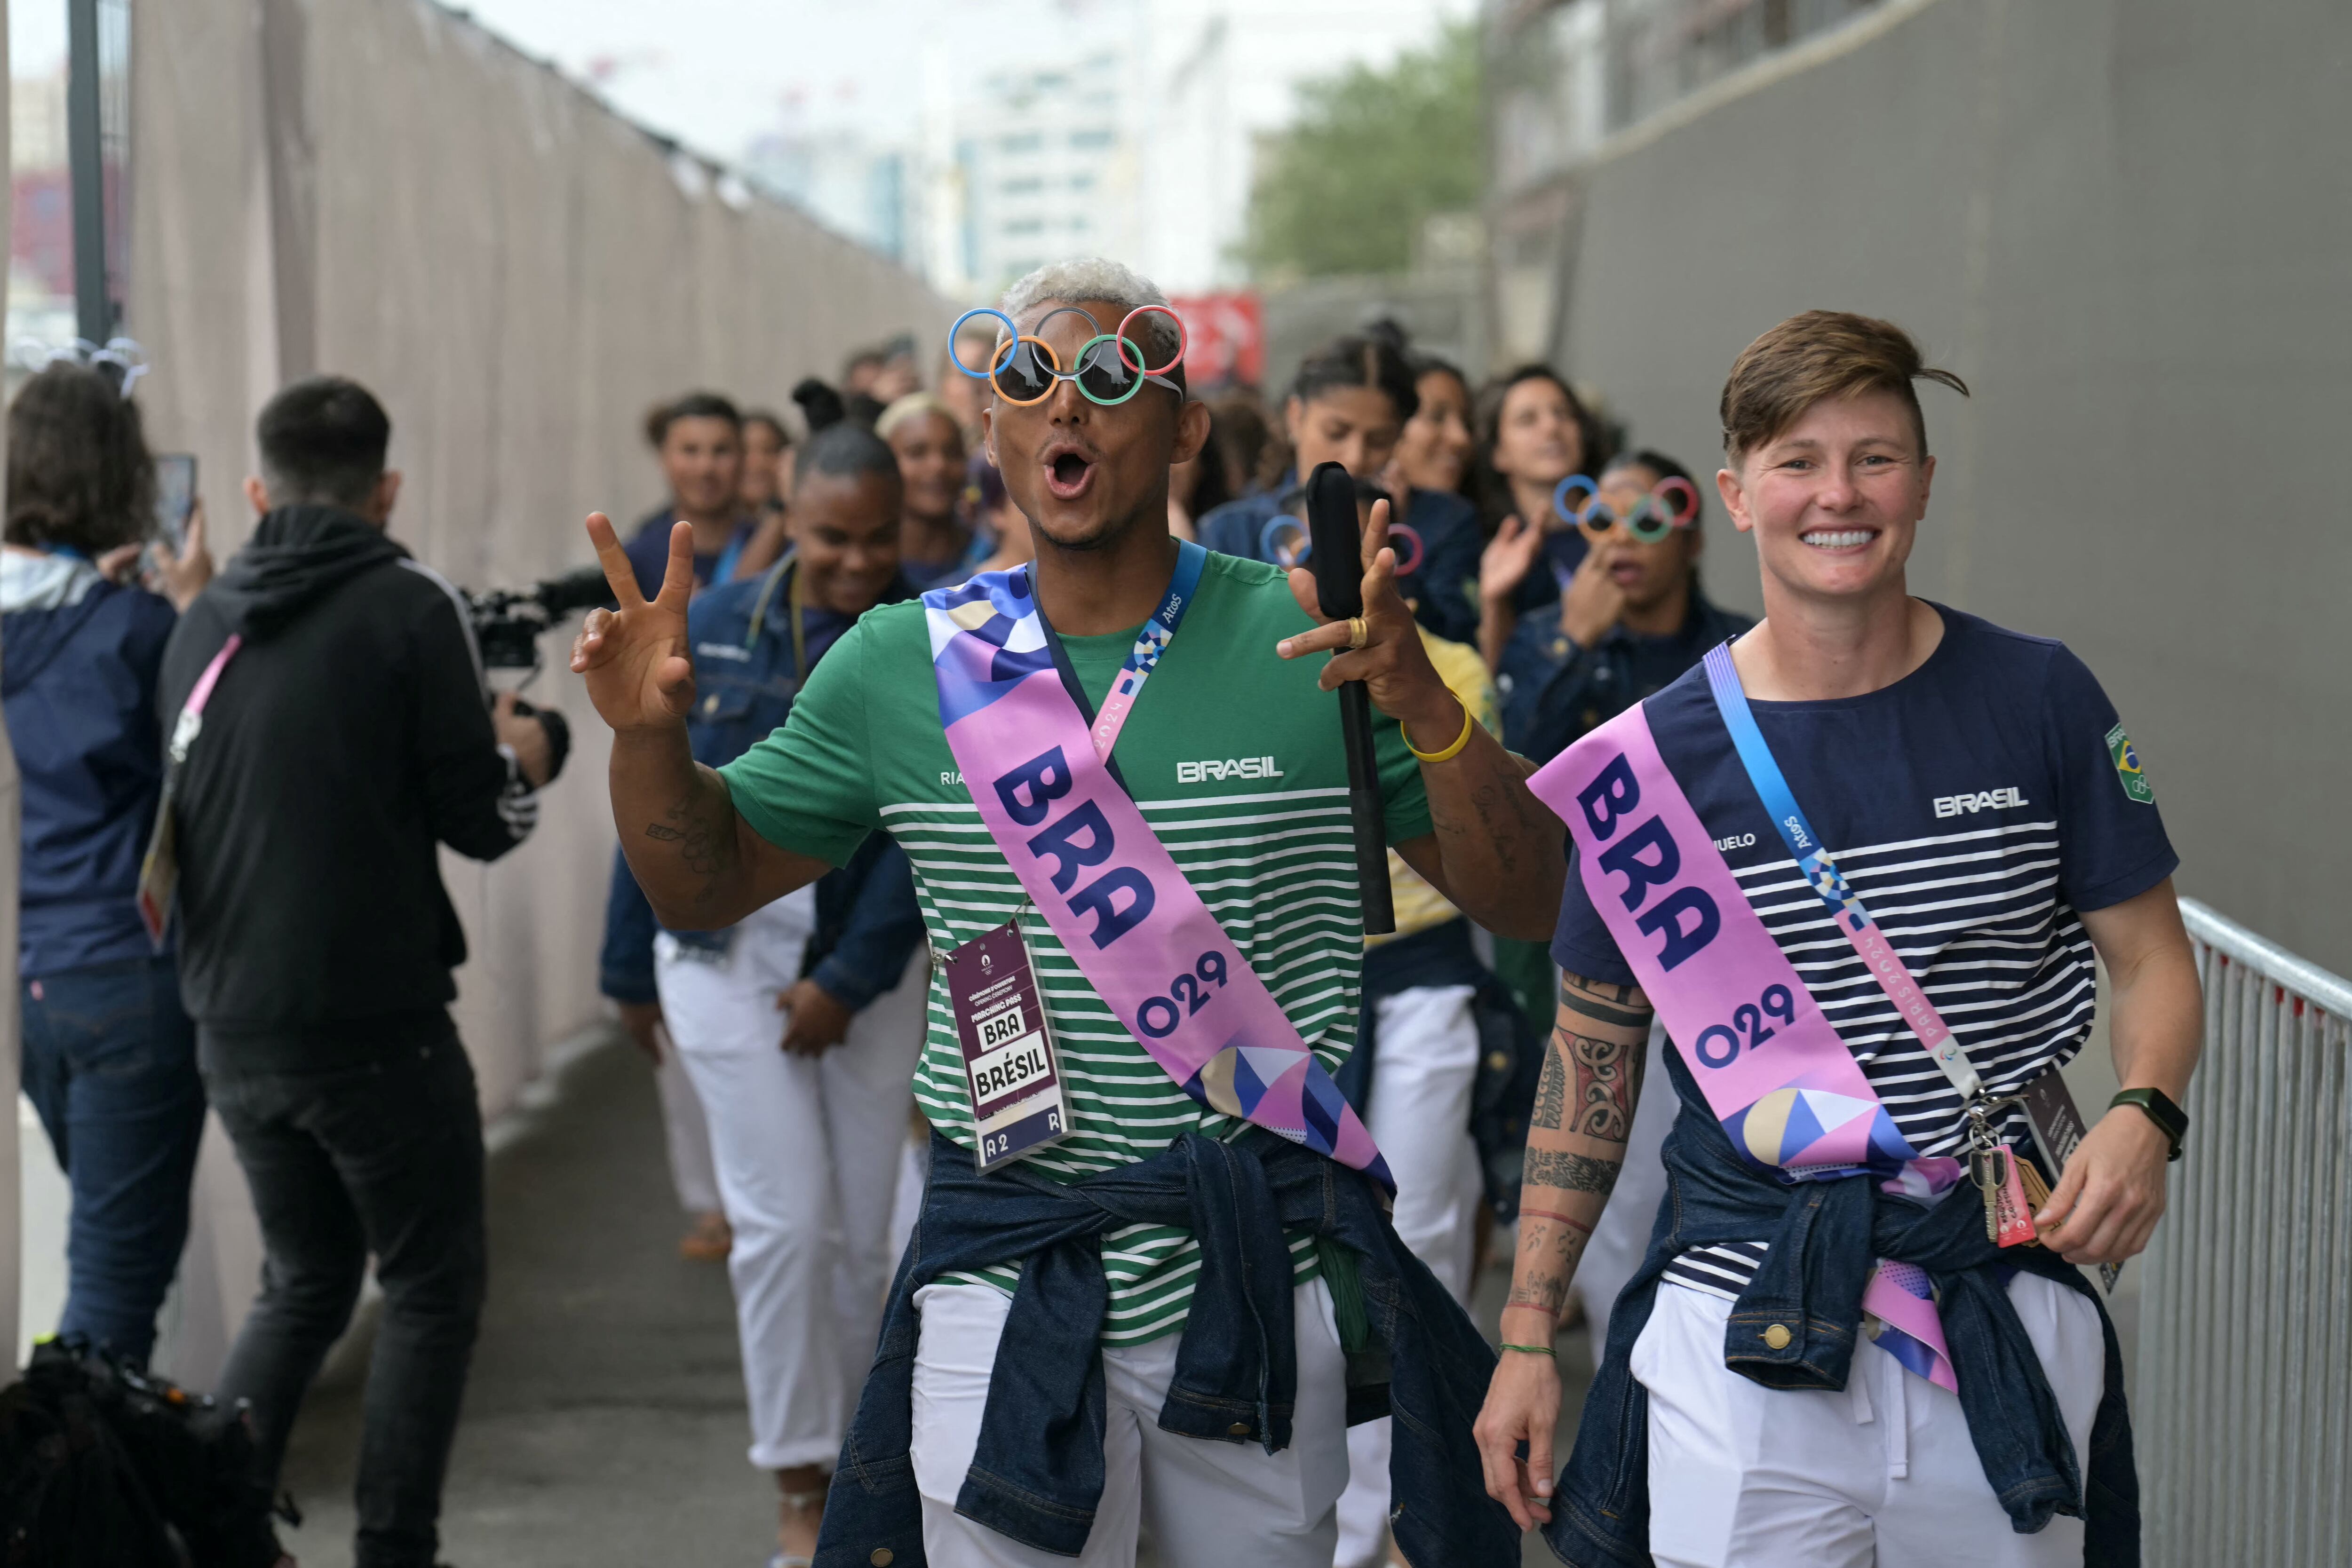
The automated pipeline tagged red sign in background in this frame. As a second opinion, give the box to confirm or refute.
[1169,293,1263,391]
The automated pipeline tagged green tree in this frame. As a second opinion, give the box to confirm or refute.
[1240,21,1483,282]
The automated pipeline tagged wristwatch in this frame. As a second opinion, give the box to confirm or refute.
[2110,1086,2189,1162]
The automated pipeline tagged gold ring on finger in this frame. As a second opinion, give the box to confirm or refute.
[1346,616,1369,651]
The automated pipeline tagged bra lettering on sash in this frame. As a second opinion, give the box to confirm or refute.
[1527,689,1960,1388]
[923,546,1392,1189]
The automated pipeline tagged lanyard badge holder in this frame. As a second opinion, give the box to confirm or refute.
[940,540,1208,1172]
[943,911,1070,1172]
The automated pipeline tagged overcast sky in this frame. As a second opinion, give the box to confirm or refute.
[449,0,1136,162]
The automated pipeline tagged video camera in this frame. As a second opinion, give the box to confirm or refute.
[460,564,617,787]
[461,564,618,674]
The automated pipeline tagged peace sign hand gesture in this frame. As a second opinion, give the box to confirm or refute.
[570,514,696,732]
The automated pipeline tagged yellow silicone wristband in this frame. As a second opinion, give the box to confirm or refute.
[1403,699,1476,764]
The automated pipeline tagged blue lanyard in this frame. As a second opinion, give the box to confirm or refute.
[1701,639,1985,1103]
[1029,538,1207,772]
[1700,642,1845,912]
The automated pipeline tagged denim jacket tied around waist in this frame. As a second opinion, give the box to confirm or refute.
[1547,1049,2139,1568]
[813,1130,1519,1568]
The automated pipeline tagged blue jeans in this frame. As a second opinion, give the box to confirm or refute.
[18,952,206,1364]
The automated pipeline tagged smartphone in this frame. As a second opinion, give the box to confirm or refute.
[154,453,197,551]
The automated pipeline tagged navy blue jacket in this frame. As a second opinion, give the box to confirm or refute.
[1499,584,1752,763]
[598,554,923,1011]
[1548,1049,2137,1567]
[1,552,177,976]
[1197,480,1483,645]
[815,1131,1519,1568]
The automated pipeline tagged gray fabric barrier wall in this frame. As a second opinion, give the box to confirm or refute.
[1547,0,2351,972]
[93,0,948,1381]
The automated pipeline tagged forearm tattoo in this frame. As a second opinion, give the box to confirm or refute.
[1523,1148,1624,1195]
[1532,1046,1568,1131]
[1506,1211,1593,1316]
[1428,737,1556,883]
[1570,1029,1643,1141]
[645,776,739,915]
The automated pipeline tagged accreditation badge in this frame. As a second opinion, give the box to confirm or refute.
[2019,1068,2122,1293]
[944,919,1071,1172]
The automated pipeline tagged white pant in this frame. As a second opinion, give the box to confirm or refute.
[656,889,927,1471]
[651,1024,722,1215]
[1334,983,1483,1568]
[1571,1016,1675,1344]
[910,1280,1351,1568]
[1633,1276,2105,1568]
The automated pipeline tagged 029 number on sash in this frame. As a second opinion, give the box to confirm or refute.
[1692,982,1796,1068]
[1133,950,1231,1039]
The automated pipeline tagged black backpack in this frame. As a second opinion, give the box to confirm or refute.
[0,1337,286,1568]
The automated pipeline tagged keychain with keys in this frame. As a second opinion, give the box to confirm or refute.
[1968,1102,2044,1249]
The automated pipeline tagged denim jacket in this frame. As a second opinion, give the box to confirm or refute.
[814,1131,1520,1568]
[596,555,922,1007]
[1547,1050,2139,1568]
[1497,586,1753,764]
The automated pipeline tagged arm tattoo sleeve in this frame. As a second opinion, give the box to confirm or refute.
[1532,1046,1568,1131]
[1524,1148,1623,1195]
[1505,1215,1592,1316]
[1567,1028,1643,1142]
[1556,976,1653,1029]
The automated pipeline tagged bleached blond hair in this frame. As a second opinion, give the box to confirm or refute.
[996,258,1182,369]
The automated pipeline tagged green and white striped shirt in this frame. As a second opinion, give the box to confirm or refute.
[721,554,1431,1342]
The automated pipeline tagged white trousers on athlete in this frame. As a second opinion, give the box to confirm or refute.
[1634,1275,2105,1568]
[655,890,926,1471]
[911,1280,1351,1568]
[651,1023,723,1215]
[1334,983,1484,1568]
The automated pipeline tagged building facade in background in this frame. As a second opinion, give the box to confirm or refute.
[1481,0,1883,361]
[742,0,1471,301]
[946,48,1138,296]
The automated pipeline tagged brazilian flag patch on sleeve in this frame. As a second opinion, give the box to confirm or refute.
[2106,722,2155,803]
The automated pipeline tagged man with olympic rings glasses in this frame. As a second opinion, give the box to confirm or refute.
[571,257,1564,1568]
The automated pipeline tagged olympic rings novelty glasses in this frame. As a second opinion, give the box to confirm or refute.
[948,304,1187,407]
[1552,473,1700,544]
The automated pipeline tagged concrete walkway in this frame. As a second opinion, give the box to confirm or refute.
[268,1029,1589,1567]
[275,1032,774,1567]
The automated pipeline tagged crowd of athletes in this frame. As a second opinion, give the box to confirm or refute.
[7,263,2160,1568]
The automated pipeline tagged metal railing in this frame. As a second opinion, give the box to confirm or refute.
[2138,898,2352,1568]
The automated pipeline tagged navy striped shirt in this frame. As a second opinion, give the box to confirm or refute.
[1549,606,2178,1298]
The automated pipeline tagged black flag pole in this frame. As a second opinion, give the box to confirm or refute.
[1304,461,1396,936]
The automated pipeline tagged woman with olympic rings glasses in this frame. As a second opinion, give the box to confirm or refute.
[1494,447,1751,767]
[1192,329,1486,645]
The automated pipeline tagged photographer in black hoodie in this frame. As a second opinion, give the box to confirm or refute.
[157,376,555,1568]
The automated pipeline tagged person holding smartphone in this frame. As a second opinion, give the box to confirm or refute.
[2,361,214,1367]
